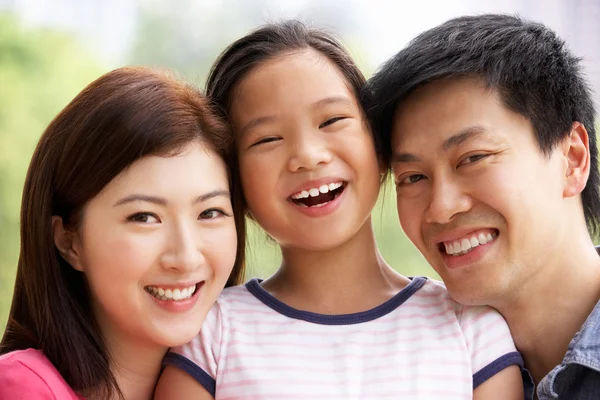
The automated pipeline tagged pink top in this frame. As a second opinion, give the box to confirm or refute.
[0,348,84,399]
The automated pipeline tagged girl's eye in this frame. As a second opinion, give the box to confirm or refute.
[251,136,281,147]
[199,208,231,220]
[319,117,346,129]
[459,154,489,166]
[127,212,160,223]
[398,174,426,185]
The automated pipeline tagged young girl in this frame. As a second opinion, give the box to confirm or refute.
[0,67,245,399]
[156,22,524,399]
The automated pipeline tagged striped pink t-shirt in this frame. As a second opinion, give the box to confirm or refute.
[166,277,522,399]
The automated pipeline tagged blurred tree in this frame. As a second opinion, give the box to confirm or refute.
[0,13,104,332]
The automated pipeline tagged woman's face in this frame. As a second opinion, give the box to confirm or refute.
[57,142,237,349]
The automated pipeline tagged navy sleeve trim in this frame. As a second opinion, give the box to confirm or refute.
[473,351,524,389]
[162,352,216,397]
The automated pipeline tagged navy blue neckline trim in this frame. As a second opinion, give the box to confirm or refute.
[245,276,427,325]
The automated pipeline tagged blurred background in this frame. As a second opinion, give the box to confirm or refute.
[1,0,599,333]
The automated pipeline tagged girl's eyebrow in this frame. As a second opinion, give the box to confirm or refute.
[311,96,353,110]
[240,115,277,137]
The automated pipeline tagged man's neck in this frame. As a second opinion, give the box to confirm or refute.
[496,235,600,384]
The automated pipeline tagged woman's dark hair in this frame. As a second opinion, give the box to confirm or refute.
[206,20,388,199]
[0,66,246,398]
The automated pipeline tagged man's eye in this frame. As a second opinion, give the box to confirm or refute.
[460,154,489,166]
[398,174,426,185]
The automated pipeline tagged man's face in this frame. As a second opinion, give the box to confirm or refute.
[391,77,571,305]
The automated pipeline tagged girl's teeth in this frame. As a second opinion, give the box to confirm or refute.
[291,182,344,199]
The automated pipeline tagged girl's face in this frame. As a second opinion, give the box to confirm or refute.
[57,142,237,349]
[230,49,381,251]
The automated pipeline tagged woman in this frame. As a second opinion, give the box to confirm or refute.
[0,66,245,399]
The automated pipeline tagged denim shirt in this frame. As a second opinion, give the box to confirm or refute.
[522,299,600,399]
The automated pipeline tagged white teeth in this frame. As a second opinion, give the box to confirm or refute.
[452,242,461,253]
[146,284,198,301]
[291,182,344,199]
[461,238,471,252]
[172,289,181,300]
[478,233,488,245]
[443,232,497,256]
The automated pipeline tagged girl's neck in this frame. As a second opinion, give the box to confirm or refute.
[261,218,410,314]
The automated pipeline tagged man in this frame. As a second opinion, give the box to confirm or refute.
[366,14,600,399]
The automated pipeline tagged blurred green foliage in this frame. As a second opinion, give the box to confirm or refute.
[0,14,106,331]
[0,11,434,335]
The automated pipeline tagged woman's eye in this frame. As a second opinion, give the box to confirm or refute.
[398,174,426,185]
[199,208,230,220]
[127,212,160,223]
[319,117,346,129]
[251,136,281,147]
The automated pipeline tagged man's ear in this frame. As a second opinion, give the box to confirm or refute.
[562,122,591,198]
[51,216,84,272]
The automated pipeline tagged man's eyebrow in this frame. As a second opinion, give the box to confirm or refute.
[442,125,489,151]
[239,115,277,137]
[391,152,421,164]
[114,190,230,207]
[391,125,491,165]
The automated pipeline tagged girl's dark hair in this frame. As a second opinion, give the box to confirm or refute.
[0,66,246,398]
[206,20,387,199]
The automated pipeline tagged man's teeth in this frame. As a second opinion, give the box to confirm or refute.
[443,232,497,256]
[145,284,197,301]
[291,182,343,199]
